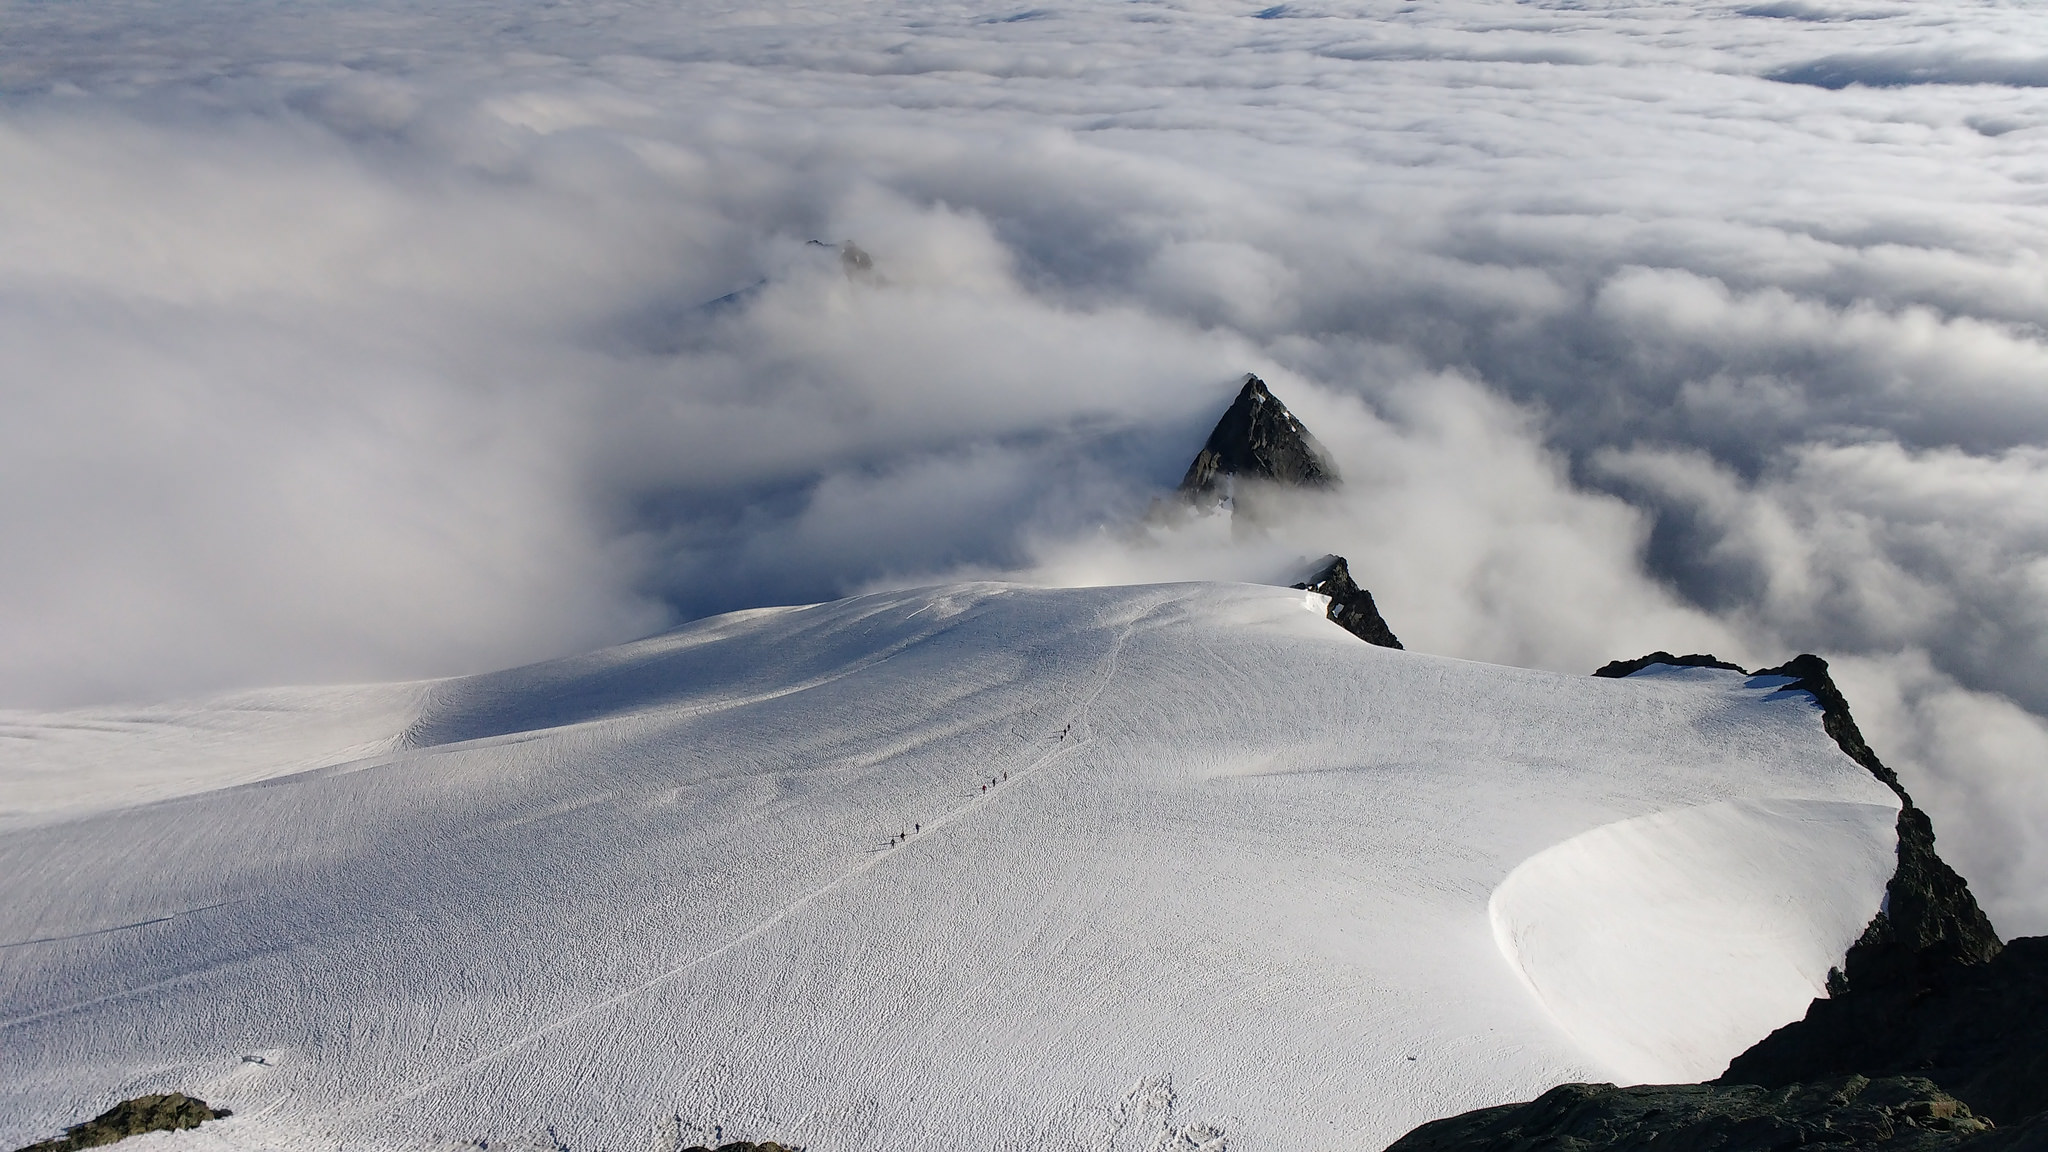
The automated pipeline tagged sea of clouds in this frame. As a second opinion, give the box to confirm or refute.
[4,0,2048,929]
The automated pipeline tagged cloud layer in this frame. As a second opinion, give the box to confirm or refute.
[4,0,2048,927]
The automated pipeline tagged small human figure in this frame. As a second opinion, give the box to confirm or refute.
[915,823,920,832]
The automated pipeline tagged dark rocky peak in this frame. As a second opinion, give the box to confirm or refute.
[1293,555,1402,649]
[806,238,875,280]
[1178,375,1336,504]
[1856,805,2003,969]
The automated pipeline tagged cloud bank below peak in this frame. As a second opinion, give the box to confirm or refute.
[4,0,2048,927]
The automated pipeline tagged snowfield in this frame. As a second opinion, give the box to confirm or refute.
[0,582,1898,1152]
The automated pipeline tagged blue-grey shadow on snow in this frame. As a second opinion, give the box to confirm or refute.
[404,589,981,750]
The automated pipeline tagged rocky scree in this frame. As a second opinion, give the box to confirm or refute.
[12,1094,229,1152]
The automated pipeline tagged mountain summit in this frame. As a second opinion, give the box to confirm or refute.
[1177,374,1336,503]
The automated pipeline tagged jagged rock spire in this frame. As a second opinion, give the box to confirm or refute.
[1294,556,1402,650]
[1178,375,1336,502]
[1163,378,1399,651]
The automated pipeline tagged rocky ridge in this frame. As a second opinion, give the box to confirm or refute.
[1724,937,2048,1128]
[1593,652,1999,983]
[1382,652,2037,1152]
[1591,652,1746,678]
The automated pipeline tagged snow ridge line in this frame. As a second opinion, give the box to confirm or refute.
[400,607,974,753]
[356,608,1144,1119]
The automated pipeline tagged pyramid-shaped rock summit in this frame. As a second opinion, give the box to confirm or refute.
[1178,375,1336,501]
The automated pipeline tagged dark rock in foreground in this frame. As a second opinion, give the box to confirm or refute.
[1178,374,1336,503]
[1723,936,2048,1126]
[13,1094,229,1152]
[1834,804,2004,990]
[681,1143,799,1152]
[1383,1076,1993,1152]
[1294,555,1402,649]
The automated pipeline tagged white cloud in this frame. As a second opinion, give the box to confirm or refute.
[5,0,2048,924]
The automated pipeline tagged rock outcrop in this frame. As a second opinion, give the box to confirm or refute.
[1722,937,2048,1126]
[1374,654,2036,1152]
[12,1094,229,1152]
[1177,375,1336,505]
[1383,1076,1994,1152]
[1592,652,1746,678]
[1166,377,1399,649]
[1591,650,2000,993]
[1294,556,1402,649]
[1749,655,1904,793]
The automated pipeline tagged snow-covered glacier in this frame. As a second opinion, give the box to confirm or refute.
[0,582,1899,1152]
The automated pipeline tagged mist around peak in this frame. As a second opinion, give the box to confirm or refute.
[4,0,2048,930]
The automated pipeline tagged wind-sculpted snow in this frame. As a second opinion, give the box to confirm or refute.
[1490,796,1898,1085]
[0,583,1898,1152]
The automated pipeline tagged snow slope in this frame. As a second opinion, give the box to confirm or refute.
[0,683,430,831]
[0,582,1898,1152]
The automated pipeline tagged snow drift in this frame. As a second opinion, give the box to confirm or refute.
[0,582,1897,1152]
[1489,795,1896,1085]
